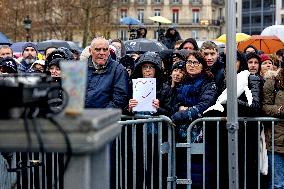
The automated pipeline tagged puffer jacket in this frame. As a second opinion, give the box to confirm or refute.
[174,74,217,120]
[85,56,129,109]
[262,69,284,153]
[238,74,263,116]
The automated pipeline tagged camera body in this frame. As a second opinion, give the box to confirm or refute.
[0,74,67,118]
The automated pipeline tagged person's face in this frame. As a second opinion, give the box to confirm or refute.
[131,53,140,61]
[171,68,185,83]
[0,66,11,74]
[23,47,37,59]
[89,39,110,66]
[186,55,203,76]
[172,55,183,64]
[245,47,256,54]
[261,60,273,75]
[33,64,44,72]
[142,63,155,78]
[140,29,146,35]
[111,42,122,49]
[236,60,240,71]
[126,68,132,77]
[45,47,57,59]
[183,42,195,51]
[0,48,13,58]
[169,29,176,35]
[247,58,260,74]
[49,65,61,77]
[201,48,218,67]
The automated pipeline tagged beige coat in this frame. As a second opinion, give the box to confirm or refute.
[262,69,284,153]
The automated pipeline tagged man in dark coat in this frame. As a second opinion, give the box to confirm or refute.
[85,37,129,109]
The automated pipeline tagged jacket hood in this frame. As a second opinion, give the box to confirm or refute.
[132,52,162,79]
[179,38,199,51]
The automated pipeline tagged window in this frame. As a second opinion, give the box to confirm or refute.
[120,30,128,41]
[282,14,284,24]
[120,9,127,19]
[154,9,161,16]
[137,0,144,3]
[138,9,144,23]
[121,0,127,3]
[192,9,199,23]
[282,0,284,9]
[154,0,161,3]
[192,30,199,39]
[172,0,179,3]
[172,9,179,23]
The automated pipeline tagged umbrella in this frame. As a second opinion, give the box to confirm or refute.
[120,16,141,26]
[216,33,251,43]
[261,25,284,42]
[237,35,284,54]
[10,42,33,53]
[0,32,11,45]
[149,16,171,24]
[124,38,168,53]
[37,39,71,51]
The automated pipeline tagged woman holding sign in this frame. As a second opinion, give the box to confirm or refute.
[127,51,172,188]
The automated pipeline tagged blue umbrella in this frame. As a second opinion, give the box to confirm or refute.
[120,17,141,26]
[0,32,11,45]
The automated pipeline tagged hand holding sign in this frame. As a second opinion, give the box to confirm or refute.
[132,78,156,112]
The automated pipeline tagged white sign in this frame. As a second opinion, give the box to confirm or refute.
[132,78,156,112]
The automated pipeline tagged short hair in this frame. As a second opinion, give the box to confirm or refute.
[90,37,109,48]
[0,45,13,54]
[276,48,284,56]
[200,41,218,52]
[44,46,57,56]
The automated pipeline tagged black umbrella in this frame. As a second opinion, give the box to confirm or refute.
[37,39,72,51]
[124,38,168,54]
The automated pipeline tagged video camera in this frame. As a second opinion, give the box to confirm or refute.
[0,74,68,118]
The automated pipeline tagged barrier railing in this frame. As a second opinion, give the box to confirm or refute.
[180,117,283,189]
[117,115,176,189]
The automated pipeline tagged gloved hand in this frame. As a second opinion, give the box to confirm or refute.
[171,110,191,125]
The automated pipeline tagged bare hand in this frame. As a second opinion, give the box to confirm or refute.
[152,99,160,109]
[128,99,138,111]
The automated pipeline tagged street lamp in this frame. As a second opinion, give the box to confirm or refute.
[23,15,32,42]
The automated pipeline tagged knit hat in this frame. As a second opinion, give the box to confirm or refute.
[48,58,64,69]
[172,61,186,71]
[260,54,272,63]
[0,57,18,73]
[172,49,189,61]
[22,42,39,54]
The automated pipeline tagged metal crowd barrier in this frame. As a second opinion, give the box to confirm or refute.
[117,115,176,189]
[179,117,283,189]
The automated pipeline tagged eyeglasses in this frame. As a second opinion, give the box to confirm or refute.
[186,60,200,66]
[142,65,155,70]
[93,48,109,52]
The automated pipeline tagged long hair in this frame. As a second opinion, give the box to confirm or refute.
[276,68,284,89]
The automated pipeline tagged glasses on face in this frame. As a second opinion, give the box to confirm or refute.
[142,65,155,70]
[186,60,200,66]
[93,47,109,52]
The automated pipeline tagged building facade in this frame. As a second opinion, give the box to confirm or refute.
[111,0,226,41]
[237,0,280,35]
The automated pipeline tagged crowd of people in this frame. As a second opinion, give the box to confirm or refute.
[0,30,283,188]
